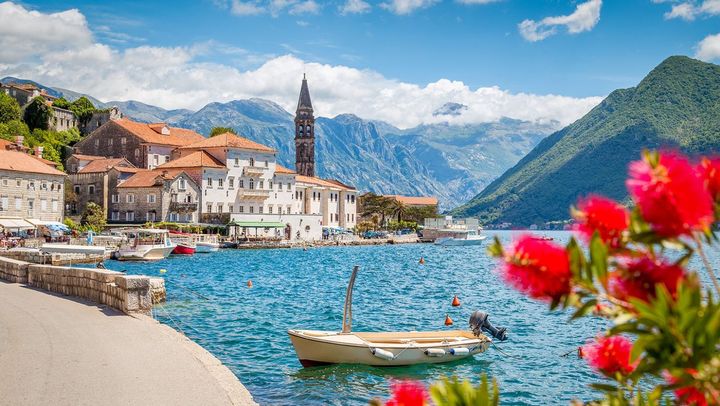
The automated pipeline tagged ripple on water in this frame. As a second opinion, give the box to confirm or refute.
[103,231,692,405]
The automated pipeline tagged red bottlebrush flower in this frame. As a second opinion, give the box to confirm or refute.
[385,380,427,406]
[626,151,713,238]
[582,336,637,377]
[501,235,571,301]
[573,195,629,248]
[700,157,720,203]
[609,256,686,303]
[665,370,708,406]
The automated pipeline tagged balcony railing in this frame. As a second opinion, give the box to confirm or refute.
[237,188,270,201]
[169,202,198,213]
[243,166,266,177]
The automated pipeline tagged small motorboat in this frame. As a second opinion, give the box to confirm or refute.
[172,242,196,255]
[434,230,487,247]
[531,235,554,241]
[288,266,508,367]
[195,241,220,253]
[114,229,176,261]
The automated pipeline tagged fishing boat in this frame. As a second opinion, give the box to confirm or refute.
[434,230,487,246]
[114,229,176,261]
[172,242,196,255]
[288,266,508,367]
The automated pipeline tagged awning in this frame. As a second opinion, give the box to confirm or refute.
[27,219,70,232]
[0,218,35,230]
[227,221,287,228]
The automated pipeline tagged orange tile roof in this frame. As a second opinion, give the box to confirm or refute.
[33,156,60,167]
[0,150,66,176]
[112,118,205,147]
[385,195,438,206]
[275,164,296,174]
[78,158,134,174]
[70,154,106,161]
[115,166,143,174]
[296,175,355,190]
[118,169,186,188]
[0,139,12,149]
[179,132,275,152]
[157,151,225,169]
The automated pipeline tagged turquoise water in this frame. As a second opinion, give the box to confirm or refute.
[98,231,713,405]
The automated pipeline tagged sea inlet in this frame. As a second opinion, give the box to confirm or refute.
[99,231,686,405]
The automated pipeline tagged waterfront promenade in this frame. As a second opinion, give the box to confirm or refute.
[0,282,256,406]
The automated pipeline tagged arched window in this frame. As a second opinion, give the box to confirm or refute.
[249,178,255,190]
[306,125,311,134]
[134,148,140,159]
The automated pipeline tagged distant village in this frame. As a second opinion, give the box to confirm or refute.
[0,78,441,242]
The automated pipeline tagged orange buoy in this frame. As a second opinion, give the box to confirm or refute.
[444,314,453,326]
[247,280,253,288]
[419,257,425,265]
[577,346,584,358]
[451,295,461,307]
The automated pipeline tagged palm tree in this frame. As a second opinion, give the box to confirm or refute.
[388,200,407,223]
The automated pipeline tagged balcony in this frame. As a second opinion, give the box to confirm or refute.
[201,213,230,225]
[169,202,198,213]
[237,188,270,201]
[243,166,266,177]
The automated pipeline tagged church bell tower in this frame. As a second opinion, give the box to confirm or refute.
[295,74,315,177]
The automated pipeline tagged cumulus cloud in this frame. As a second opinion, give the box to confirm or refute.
[230,0,265,15]
[695,33,720,61]
[0,1,602,129]
[340,0,371,15]
[660,0,720,20]
[380,0,440,15]
[518,0,602,42]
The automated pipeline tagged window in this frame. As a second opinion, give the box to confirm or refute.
[126,211,135,221]
[178,178,186,190]
[239,179,244,188]
[259,206,263,214]
[249,179,254,190]
[351,195,355,204]
[146,212,156,222]
[0,195,7,210]
[27,181,35,190]
[287,205,292,214]
[15,197,21,210]
[259,180,264,189]
[41,182,47,190]
[147,194,156,204]
[228,177,234,189]
[264,160,268,168]
[229,205,234,213]
[40,199,47,211]
[269,181,273,189]
[126,194,135,203]
[185,213,193,222]
[286,183,291,191]
[153,155,159,166]
[111,194,119,203]
[164,156,170,163]
[121,137,126,145]
[352,214,355,222]
[249,157,255,167]
[218,178,224,189]
[108,138,113,147]
[1,178,7,186]
[169,212,178,222]
[206,178,213,188]
[111,211,119,221]
[134,149,140,159]
[234,158,239,167]
[27,199,34,215]
[268,205,273,214]
[249,206,254,214]
[16,178,21,187]
[207,203,212,213]
[95,139,99,147]
[88,185,95,195]
[217,203,224,213]
[74,185,81,194]
[239,206,244,213]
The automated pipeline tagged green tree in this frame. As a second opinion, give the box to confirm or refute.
[359,193,396,227]
[52,97,71,110]
[404,205,440,224]
[0,119,30,142]
[80,202,106,232]
[68,96,95,126]
[210,126,237,137]
[0,92,21,123]
[23,96,51,131]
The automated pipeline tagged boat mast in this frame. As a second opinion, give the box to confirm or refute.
[341,265,359,333]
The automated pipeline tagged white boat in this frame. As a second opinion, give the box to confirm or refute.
[114,229,176,261]
[288,266,506,367]
[434,230,487,246]
[195,241,220,253]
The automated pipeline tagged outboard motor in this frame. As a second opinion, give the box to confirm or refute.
[469,310,508,341]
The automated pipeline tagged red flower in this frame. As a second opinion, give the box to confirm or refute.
[573,195,629,248]
[501,235,571,301]
[582,336,637,377]
[699,157,720,203]
[626,151,713,238]
[665,370,708,406]
[385,380,427,406]
[609,256,686,303]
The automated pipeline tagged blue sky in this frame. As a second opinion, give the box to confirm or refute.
[1,1,719,127]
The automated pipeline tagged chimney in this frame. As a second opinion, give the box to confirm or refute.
[34,146,43,159]
[15,135,24,148]
[162,170,169,177]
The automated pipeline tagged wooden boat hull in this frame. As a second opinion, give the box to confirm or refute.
[172,243,196,255]
[288,329,490,367]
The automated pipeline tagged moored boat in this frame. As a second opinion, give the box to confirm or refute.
[172,242,196,255]
[195,241,220,253]
[288,266,507,367]
[114,229,176,261]
[434,230,487,246]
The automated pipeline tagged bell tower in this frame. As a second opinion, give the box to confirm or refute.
[295,74,315,177]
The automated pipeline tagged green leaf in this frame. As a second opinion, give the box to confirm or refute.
[571,298,597,320]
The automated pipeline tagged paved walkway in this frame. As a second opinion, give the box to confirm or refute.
[0,282,256,406]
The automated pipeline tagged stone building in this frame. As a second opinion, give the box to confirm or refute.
[0,149,66,222]
[72,118,205,169]
[113,169,200,224]
[49,105,77,132]
[66,156,140,217]
[79,107,123,135]
[0,82,56,106]
[295,74,315,177]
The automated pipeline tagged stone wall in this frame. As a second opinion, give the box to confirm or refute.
[0,249,105,265]
[0,256,164,315]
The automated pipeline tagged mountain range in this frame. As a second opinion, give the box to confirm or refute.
[1,77,558,209]
[452,56,720,226]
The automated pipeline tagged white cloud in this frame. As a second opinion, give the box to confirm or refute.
[695,33,720,61]
[0,1,602,129]
[340,0,371,15]
[289,0,319,15]
[660,0,720,20]
[380,0,440,15]
[518,0,602,42]
[230,0,265,15]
